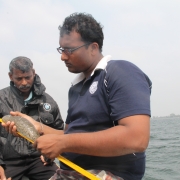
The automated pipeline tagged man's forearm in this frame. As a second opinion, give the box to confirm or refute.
[40,123,64,135]
[62,115,150,157]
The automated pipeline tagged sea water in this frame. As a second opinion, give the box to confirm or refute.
[143,118,180,180]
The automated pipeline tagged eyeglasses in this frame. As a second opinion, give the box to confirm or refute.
[57,43,90,55]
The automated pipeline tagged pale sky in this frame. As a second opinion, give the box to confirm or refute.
[0,0,180,120]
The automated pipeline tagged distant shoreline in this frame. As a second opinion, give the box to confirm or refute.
[152,114,180,120]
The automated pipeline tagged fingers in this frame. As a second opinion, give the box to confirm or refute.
[0,166,6,180]
[10,111,41,133]
[33,141,37,149]
[40,155,54,165]
[40,155,47,165]
[40,155,45,162]
[12,128,19,137]
[1,121,10,131]
[10,111,31,121]
[10,123,18,135]
[10,111,38,136]
[10,111,21,116]
[1,121,17,135]
[1,111,21,133]
[39,131,44,136]
[33,135,60,160]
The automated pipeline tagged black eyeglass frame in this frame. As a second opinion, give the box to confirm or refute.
[57,43,91,55]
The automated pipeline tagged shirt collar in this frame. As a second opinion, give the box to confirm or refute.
[72,55,112,86]
[24,91,33,105]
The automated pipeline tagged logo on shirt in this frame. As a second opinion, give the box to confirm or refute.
[89,81,98,94]
[43,103,51,111]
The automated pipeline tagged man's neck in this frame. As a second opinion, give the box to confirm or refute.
[84,54,104,79]
[22,91,31,100]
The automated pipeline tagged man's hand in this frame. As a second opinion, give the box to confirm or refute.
[0,166,11,180]
[1,119,18,137]
[40,155,54,166]
[34,134,63,159]
[1,111,41,136]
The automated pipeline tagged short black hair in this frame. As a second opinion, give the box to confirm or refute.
[58,12,104,52]
[9,56,33,73]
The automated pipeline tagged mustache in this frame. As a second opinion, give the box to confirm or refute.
[18,84,31,90]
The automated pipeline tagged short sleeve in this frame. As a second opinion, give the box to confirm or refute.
[105,60,152,121]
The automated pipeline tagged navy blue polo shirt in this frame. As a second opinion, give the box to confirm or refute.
[61,55,152,180]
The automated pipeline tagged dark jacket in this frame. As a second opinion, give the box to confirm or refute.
[0,74,64,168]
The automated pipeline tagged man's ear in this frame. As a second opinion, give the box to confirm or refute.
[8,72,13,81]
[91,42,99,55]
[32,69,35,77]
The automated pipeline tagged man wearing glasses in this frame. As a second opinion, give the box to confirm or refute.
[3,13,152,180]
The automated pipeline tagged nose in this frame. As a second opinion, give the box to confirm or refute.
[61,52,69,61]
[21,78,27,85]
